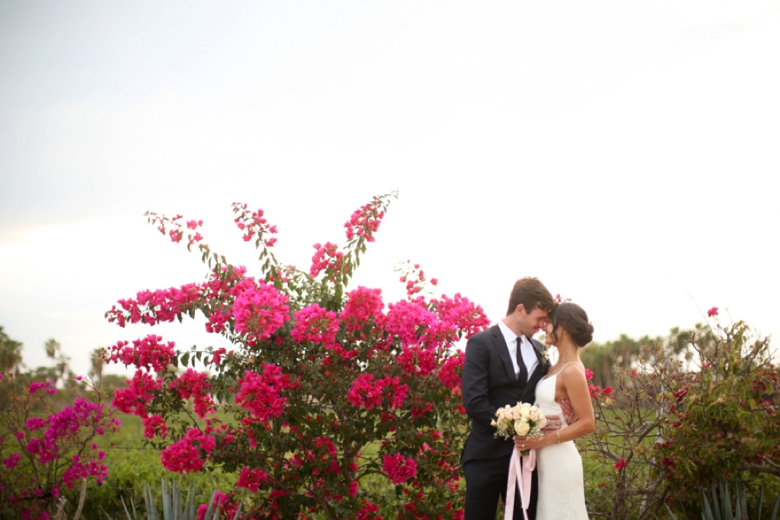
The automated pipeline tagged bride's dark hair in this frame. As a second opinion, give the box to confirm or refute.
[548,302,594,347]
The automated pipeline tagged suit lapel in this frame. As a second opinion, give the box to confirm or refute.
[490,325,517,383]
[522,338,550,401]
[530,338,548,369]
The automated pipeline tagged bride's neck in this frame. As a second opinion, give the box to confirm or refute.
[554,340,580,363]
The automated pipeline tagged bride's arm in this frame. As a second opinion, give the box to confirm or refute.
[515,364,595,450]
[554,364,595,442]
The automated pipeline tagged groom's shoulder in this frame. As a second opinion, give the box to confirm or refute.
[467,324,498,344]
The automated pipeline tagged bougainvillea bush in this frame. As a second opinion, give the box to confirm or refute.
[103,193,489,519]
[0,374,120,519]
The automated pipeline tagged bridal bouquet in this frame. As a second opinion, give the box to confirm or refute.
[492,402,547,454]
[493,402,547,520]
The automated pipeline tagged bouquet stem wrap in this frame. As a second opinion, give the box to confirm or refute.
[504,448,535,520]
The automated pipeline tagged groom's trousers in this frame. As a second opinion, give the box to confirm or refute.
[463,456,538,520]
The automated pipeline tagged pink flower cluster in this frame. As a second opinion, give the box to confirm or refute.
[149,213,204,248]
[106,265,253,334]
[341,286,384,333]
[344,198,385,243]
[107,283,202,327]
[347,374,409,410]
[432,294,490,340]
[438,350,465,391]
[232,279,290,343]
[355,499,382,520]
[18,397,115,490]
[160,428,215,473]
[291,304,340,346]
[170,369,214,418]
[203,266,248,334]
[28,381,57,395]
[235,364,295,423]
[397,345,438,378]
[384,299,438,347]
[197,491,241,520]
[382,453,417,484]
[206,347,227,366]
[105,335,175,372]
[233,204,278,245]
[310,242,344,278]
[61,449,108,489]
[397,261,432,297]
[583,367,614,398]
[113,371,163,417]
[236,466,271,492]
[3,453,21,469]
[142,415,170,439]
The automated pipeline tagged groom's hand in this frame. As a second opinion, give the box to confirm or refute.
[541,413,563,432]
[560,399,579,425]
[541,400,579,432]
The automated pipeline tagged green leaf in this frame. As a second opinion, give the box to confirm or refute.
[181,353,190,367]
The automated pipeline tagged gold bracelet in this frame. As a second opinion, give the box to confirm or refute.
[556,431,561,444]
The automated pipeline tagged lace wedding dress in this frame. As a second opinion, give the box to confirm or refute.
[534,366,589,520]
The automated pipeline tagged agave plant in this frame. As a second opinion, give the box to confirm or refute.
[661,480,780,520]
[109,479,242,520]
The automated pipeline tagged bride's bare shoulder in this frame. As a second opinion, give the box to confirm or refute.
[559,362,587,383]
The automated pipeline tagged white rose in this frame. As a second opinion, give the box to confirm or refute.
[514,420,530,436]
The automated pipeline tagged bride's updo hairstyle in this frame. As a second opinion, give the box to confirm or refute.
[549,302,594,347]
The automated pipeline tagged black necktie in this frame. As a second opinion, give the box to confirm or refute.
[516,336,528,384]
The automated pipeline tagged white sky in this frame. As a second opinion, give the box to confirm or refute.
[1,0,779,376]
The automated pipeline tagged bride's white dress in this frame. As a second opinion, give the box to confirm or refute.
[534,369,589,520]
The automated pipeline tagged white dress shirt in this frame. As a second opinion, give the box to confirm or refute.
[498,320,539,381]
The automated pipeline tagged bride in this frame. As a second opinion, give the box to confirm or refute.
[514,302,596,519]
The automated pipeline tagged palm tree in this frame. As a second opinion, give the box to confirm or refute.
[90,348,105,385]
[0,326,23,375]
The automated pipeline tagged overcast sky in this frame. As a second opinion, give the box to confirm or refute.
[1,0,779,376]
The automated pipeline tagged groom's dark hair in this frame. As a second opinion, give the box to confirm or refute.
[506,277,555,316]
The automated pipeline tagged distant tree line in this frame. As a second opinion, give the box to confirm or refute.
[0,326,127,409]
[580,322,717,389]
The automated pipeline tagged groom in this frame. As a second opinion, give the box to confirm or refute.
[461,277,559,520]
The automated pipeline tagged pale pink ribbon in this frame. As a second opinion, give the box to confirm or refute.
[504,448,536,520]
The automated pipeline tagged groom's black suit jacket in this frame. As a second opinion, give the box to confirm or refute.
[461,324,550,464]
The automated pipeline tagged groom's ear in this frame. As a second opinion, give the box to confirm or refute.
[515,303,526,317]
